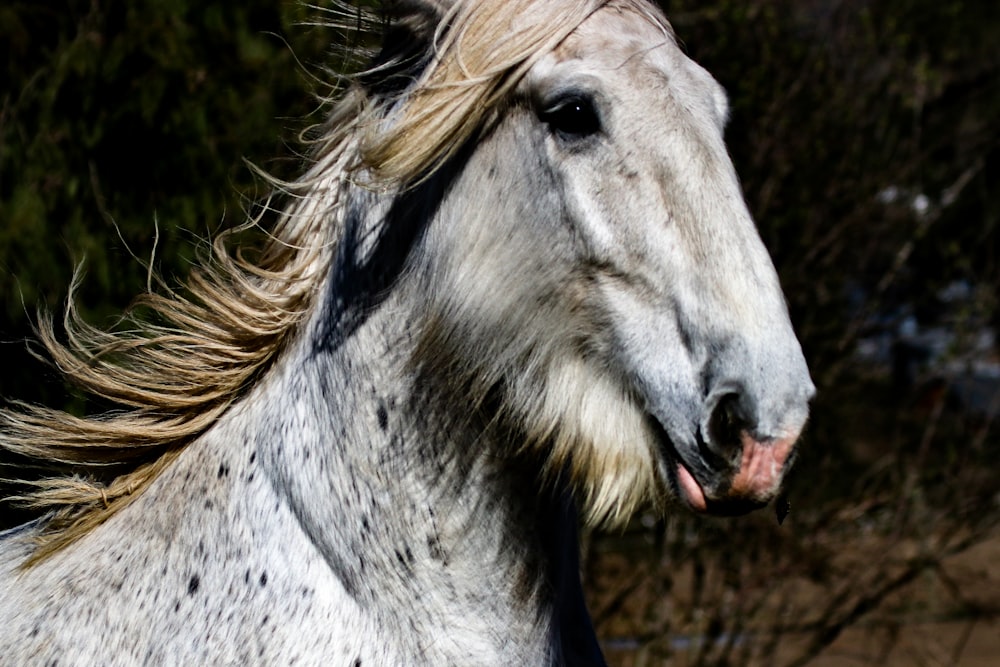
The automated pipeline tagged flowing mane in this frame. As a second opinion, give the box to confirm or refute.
[1,0,607,563]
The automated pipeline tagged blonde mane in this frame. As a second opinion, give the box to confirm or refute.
[2,0,609,563]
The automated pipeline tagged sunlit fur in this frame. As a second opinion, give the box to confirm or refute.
[411,197,666,527]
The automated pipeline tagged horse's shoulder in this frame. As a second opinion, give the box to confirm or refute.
[0,462,375,664]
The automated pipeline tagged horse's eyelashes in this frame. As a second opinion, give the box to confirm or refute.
[540,94,601,140]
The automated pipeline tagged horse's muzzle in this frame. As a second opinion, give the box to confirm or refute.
[675,431,800,515]
[673,388,807,515]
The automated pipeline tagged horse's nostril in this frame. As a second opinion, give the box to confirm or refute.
[707,392,746,464]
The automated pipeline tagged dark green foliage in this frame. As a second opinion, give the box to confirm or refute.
[1,0,333,407]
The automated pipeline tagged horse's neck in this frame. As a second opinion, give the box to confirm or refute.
[245,284,582,661]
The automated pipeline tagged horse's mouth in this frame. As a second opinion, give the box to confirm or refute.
[649,416,769,518]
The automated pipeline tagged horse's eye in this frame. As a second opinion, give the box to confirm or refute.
[539,94,601,140]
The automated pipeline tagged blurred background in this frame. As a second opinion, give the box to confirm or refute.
[1,1,998,664]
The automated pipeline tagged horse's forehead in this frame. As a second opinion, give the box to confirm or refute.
[536,4,728,133]
[551,5,676,71]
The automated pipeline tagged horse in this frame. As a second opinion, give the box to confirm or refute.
[0,0,814,664]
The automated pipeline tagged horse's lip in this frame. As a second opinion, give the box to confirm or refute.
[648,415,768,517]
[647,415,710,513]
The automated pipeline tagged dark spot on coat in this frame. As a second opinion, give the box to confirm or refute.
[259,571,268,587]
[188,574,200,595]
[394,546,415,572]
[427,534,447,564]
[376,404,388,431]
[217,463,229,478]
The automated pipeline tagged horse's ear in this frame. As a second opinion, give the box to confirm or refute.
[372,0,448,57]
[363,0,455,97]
[383,0,453,36]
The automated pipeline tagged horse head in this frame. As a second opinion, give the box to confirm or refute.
[400,0,815,524]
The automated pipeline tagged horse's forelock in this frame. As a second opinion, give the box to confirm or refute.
[357,0,608,186]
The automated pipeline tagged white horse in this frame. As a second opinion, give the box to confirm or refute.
[0,1,814,664]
